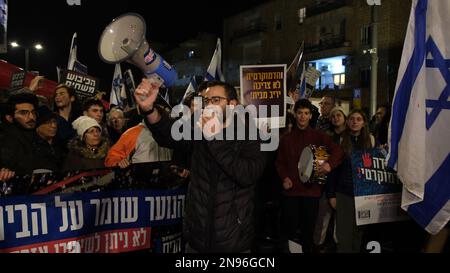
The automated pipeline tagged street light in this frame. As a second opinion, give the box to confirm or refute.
[9,41,44,72]
[34,44,43,50]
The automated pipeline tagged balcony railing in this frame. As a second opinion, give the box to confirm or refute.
[231,22,268,41]
[305,37,351,52]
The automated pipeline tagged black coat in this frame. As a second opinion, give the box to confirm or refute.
[0,123,35,175]
[32,135,65,173]
[145,110,266,252]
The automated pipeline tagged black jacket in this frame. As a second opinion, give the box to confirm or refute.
[0,123,35,175]
[145,110,266,252]
[32,135,65,173]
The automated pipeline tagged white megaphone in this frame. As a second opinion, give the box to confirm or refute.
[98,13,177,87]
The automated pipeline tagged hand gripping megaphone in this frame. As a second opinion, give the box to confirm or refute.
[98,13,177,87]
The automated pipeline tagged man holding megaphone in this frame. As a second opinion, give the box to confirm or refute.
[134,78,266,253]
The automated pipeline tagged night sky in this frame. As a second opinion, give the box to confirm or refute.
[1,0,268,91]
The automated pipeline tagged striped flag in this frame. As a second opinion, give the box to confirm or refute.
[67,32,87,74]
[387,0,450,234]
[205,38,225,82]
[110,63,124,108]
[67,33,77,71]
[179,76,197,105]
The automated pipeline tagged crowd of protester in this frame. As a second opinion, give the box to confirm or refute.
[0,76,447,253]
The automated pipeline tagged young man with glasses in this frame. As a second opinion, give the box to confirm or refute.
[0,92,39,180]
[134,79,266,253]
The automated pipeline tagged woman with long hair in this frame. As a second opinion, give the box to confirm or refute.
[330,109,375,252]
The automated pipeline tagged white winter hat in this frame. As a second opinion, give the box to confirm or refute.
[72,116,102,139]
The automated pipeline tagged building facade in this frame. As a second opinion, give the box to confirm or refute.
[223,0,411,109]
[165,33,216,101]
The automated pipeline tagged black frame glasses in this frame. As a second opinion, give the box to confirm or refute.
[201,96,229,105]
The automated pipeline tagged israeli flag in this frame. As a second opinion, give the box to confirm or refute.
[180,76,197,105]
[67,32,77,71]
[299,62,307,98]
[110,63,124,108]
[286,42,304,98]
[387,0,450,234]
[205,38,225,82]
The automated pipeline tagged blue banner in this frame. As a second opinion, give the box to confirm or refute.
[0,188,186,253]
[352,148,409,225]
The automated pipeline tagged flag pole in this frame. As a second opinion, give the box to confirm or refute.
[370,5,379,117]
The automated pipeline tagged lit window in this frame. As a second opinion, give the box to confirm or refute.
[333,73,345,88]
[298,8,306,24]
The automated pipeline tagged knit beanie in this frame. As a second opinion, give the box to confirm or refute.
[72,116,102,139]
[330,106,347,118]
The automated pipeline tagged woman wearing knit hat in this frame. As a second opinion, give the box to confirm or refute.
[62,116,110,172]
[313,106,347,252]
[329,107,347,141]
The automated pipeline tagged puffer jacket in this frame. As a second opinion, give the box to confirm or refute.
[145,110,266,252]
[63,137,110,172]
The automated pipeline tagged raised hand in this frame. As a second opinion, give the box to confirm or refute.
[134,78,161,112]
[29,75,45,92]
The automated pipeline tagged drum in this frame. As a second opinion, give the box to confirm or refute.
[298,145,330,185]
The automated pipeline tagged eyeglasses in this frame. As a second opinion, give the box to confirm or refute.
[201,96,228,105]
[319,102,333,106]
[15,110,37,117]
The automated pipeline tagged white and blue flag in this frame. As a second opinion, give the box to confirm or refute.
[67,32,87,74]
[110,63,124,108]
[205,38,225,82]
[180,76,197,105]
[67,32,77,71]
[387,0,450,234]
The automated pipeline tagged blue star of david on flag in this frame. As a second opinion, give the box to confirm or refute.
[110,63,124,107]
[424,37,450,130]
